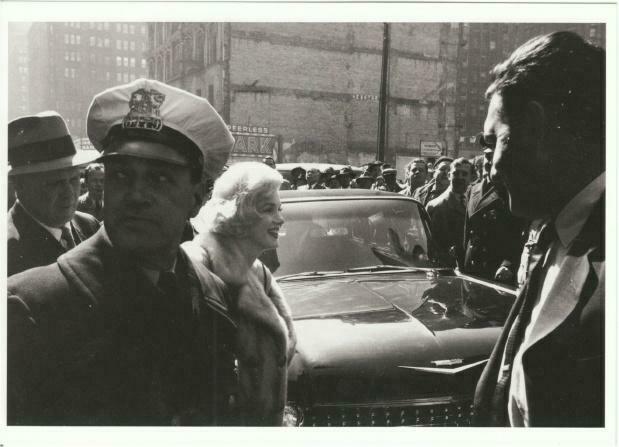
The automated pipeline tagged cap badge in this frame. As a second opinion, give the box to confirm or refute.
[123,88,166,132]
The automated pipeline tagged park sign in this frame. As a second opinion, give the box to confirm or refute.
[420,141,444,157]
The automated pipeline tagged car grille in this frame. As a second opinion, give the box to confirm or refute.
[301,398,475,427]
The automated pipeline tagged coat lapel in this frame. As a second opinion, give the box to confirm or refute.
[467,182,484,216]
[520,196,603,354]
[471,186,501,218]
[11,202,64,252]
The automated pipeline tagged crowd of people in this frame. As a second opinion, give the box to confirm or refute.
[5,31,604,428]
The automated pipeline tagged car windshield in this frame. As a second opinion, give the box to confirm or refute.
[272,198,433,277]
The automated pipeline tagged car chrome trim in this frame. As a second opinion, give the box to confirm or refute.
[453,269,518,295]
[397,358,489,374]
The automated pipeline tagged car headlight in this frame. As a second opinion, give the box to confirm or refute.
[283,403,304,427]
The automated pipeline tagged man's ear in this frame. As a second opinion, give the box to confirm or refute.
[188,182,206,218]
[524,100,546,149]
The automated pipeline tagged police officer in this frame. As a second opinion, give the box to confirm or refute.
[7,79,238,425]
[461,147,525,284]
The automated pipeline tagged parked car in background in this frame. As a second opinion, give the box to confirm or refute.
[268,189,517,427]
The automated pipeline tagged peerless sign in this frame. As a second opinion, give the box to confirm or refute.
[227,124,270,135]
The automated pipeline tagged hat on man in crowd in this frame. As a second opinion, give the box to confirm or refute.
[8,111,100,177]
[291,166,306,178]
[434,156,454,167]
[382,168,397,177]
[87,78,234,179]
[355,174,374,189]
[339,165,354,176]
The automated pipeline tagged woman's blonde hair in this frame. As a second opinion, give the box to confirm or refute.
[193,161,283,237]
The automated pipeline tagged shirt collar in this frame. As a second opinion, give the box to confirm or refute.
[140,258,178,287]
[17,199,69,242]
[555,172,605,247]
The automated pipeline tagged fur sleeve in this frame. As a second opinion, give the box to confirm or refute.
[260,262,297,363]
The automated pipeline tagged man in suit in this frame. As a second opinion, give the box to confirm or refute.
[426,157,473,267]
[7,112,100,276]
[7,79,239,425]
[399,158,427,197]
[461,147,524,284]
[77,162,105,221]
[411,156,453,206]
[473,31,604,427]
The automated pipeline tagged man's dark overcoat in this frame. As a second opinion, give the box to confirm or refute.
[77,192,104,221]
[461,180,525,283]
[7,227,239,426]
[426,189,466,267]
[7,201,100,276]
[473,198,604,427]
[411,179,444,207]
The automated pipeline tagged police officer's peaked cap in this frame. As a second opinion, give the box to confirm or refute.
[87,78,234,179]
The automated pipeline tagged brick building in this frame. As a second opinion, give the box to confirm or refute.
[146,23,461,170]
[8,23,31,120]
[455,23,606,159]
[27,22,149,147]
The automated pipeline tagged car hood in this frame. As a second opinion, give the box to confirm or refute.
[280,273,516,379]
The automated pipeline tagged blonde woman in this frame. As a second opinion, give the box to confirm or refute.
[183,161,295,426]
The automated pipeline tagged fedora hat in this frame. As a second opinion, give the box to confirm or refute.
[87,78,234,180]
[8,111,99,176]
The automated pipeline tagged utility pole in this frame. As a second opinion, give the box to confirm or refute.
[376,22,390,162]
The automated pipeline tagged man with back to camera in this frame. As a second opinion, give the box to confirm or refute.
[412,156,452,206]
[7,78,240,425]
[473,31,604,427]
[77,162,105,221]
[7,112,100,277]
[425,157,473,267]
[262,156,291,190]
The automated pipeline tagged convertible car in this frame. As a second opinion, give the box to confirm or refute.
[268,189,517,427]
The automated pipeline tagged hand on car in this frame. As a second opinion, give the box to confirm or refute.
[494,266,514,282]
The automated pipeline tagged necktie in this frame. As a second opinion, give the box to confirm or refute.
[60,225,76,250]
[491,220,556,425]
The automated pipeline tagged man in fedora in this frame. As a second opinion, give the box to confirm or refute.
[7,79,238,425]
[7,111,101,276]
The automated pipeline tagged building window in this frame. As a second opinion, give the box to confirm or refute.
[117,40,121,50]
[65,51,70,61]
[123,72,129,82]
[117,72,122,82]
[590,28,597,38]
[116,23,121,33]
[141,58,147,69]
[123,24,128,34]
[130,41,135,51]
[90,54,96,64]
[90,36,95,46]
[130,57,136,68]
[130,73,136,81]
[104,22,109,31]
[116,56,122,67]
[97,22,103,31]
[97,37,103,47]
[64,67,69,77]
[76,35,80,44]
[129,24,135,34]
[104,38,110,48]
[123,57,129,67]
[489,40,496,50]
[141,25,146,35]
[106,71,111,80]
[123,40,129,51]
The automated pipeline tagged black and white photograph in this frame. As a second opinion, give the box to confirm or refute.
[1,1,616,446]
